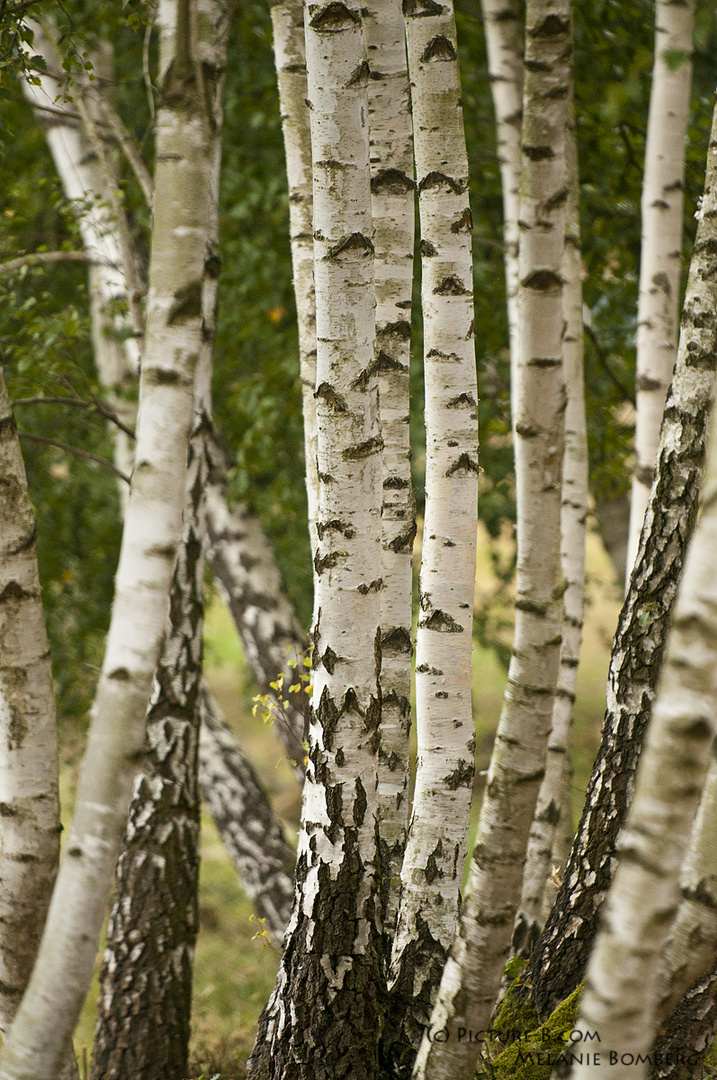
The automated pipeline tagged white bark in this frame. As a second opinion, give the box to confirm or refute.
[566,97,717,1080]
[269,0,319,559]
[480,0,522,371]
[363,0,415,934]
[514,93,586,955]
[626,0,695,579]
[247,3,383,1077]
[412,6,571,1079]
[387,0,479,1052]
[0,371,61,1034]
[0,4,211,1075]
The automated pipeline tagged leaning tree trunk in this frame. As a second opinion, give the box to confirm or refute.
[626,0,695,579]
[0,370,61,1035]
[385,0,478,1063]
[567,110,717,1080]
[513,89,587,955]
[0,3,211,1075]
[247,2,384,1078]
[410,7,571,1080]
[530,83,717,1021]
[362,0,416,936]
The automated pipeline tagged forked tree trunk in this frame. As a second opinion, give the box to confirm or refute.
[247,3,384,1077]
[0,371,61,1034]
[513,91,587,955]
[568,108,717,1080]
[0,3,211,1075]
[530,88,717,1021]
[409,7,571,1080]
[626,0,695,579]
[363,0,415,935]
[386,0,478,1060]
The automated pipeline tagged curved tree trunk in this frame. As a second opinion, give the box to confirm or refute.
[568,110,717,1076]
[247,3,384,1077]
[0,371,61,1034]
[363,0,416,936]
[386,0,479,1060]
[626,0,695,579]
[410,7,571,1080]
[530,90,717,1021]
[0,3,212,1074]
[513,91,586,957]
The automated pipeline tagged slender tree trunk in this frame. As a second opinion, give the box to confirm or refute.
[198,690,294,944]
[409,7,571,1080]
[513,91,586,957]
[480,0,522,370]
[567,116,717,1077]
[626,0,695,579]
[0,4,212,1074]
[0,370,61,1033]
[530,90,717,1021]
[362,0,416,935]
[269,0,318,559]
[385,0,479,1060]
[247,3,384,1077]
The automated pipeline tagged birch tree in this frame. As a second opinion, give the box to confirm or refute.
[0,370,61,1036]
[626,0,695,578]
[247,2,384,1075]
[386,0,478,1054]
[362,0,415,934]
[408,7,571,1079]
[566,105,717,1080]
[0,1,213,1073]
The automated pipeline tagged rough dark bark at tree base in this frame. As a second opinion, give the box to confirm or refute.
[529,229,717,1019]
[381,920,447,1079]
[198,689,294,945]
[650,968,717,1080]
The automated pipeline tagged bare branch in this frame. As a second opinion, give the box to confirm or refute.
[12,395,136,440]
[17,432,131,484]
[0,250,119,275]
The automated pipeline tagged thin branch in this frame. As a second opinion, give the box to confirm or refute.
[143,10,156,121]
[93,94,153,207]
[585,323,635,403]
[17,432,131,483]
[0,250,119,275]
[12,396,136,440]
[22,98,113,131]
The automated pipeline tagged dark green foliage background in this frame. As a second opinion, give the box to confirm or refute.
[1,0,716,723]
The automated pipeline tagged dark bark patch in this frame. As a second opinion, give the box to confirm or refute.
[167,280,203,325]
[445,453,479,477]
[378,319,412,342]
[343,435,383,460]
[387,521,417,553]
[420,239,439,257]
[443,760,474,790]
[451,208,473,233]
[528,356,561,368]
[416,663,443,675]
[381,626,412,654]
[421,35,457,62]
[419,171,468,196]
[427,348,461,363]
[371,169,415,194]
[314,550,344,575]
[328,232,374,260]
[522,144,555,161]
[384,476,410,489]
[354,777,367,825]
[419,609,464,633]
[309,2,360,31]
[447,392,477,408]
[317,518,355,540]
[403,0,445,16]
[322,646,338,674]
[357,579,383,594]
[316,686,340,750]
[515,597,548,616]
[0,580,31,603]
[522,268,562,290]
[109,667,132,681]
[529,14,570,37]
[435,690,448,698]
[346,60,369,87]
[315,382,349,411]
[434,276,469,296]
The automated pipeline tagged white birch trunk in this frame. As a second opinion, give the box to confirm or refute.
[247,3,383,1076]
[626,0,695,579]
[480,0,522,370]
[0,371,61,1033]
[566,96,717,1080]
[513,93,586,955]
[0,3,211,1074]
[386,0,479,1058]
[363,0,415,934]
[411,7,571,1080]
[269,0,319,559]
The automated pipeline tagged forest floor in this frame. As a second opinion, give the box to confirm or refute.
[64,516,623,1080]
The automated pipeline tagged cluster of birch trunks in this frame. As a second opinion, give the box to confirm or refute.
[2,0,717,1078]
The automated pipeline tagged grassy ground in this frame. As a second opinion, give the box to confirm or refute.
[65,516,621,1078]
